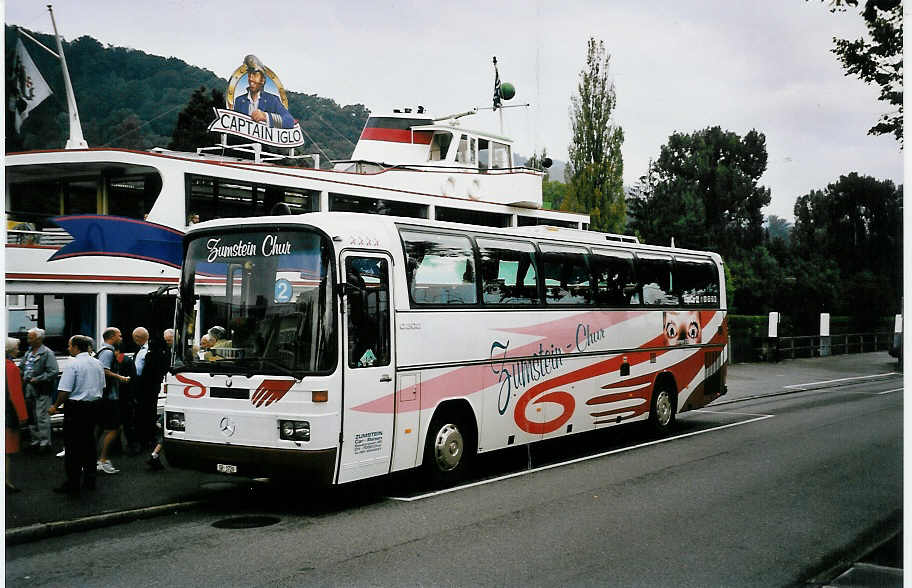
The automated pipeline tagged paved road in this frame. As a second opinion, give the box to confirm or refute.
[5,352,902,586]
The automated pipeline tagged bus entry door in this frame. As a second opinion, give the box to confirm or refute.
[338,253,395,483]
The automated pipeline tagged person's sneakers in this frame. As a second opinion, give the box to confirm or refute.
[146,455,164,471]
[56,448,66,458]
[98,460,120,474]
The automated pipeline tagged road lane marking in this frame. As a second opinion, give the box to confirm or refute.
[694,409,774,417]
[875,387,903,395]
[783,372,899,390]
[389,412,774,502]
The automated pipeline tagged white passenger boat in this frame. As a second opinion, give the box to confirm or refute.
[5,108,589,351]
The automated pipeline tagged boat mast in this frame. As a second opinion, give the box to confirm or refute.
[47,4,88,149]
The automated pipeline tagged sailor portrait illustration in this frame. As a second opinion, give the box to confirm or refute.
[232,54,294,129]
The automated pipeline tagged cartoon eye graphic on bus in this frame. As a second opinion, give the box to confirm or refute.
[663,311,701,346]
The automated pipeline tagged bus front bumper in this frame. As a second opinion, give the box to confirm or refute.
[163,438,337,484]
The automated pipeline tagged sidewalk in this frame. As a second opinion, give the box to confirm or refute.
[5,351,902,543]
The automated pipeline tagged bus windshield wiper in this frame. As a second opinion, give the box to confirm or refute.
[257,357,298,379]
[232,356,298,379]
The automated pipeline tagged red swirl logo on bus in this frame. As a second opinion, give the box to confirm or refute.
[176,373,206,398]
[514,387,575,435]
[252,379,295,408]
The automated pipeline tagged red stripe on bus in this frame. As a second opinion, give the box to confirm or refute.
[6,273,179,282]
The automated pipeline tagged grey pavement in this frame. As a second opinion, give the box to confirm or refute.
[5,351,902,545]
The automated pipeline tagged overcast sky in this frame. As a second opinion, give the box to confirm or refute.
[5,0,904,220]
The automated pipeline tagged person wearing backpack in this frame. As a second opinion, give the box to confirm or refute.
[95,328,130,474]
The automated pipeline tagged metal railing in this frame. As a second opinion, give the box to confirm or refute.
[6,229,72,247]
[729,332,892,363]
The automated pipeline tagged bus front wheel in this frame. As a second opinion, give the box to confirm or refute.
[423,413,475,485]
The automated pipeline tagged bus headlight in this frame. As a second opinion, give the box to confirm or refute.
[166,411,185,432]
[279,420,310,441]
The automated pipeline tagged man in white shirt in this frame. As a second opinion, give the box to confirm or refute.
[49,335,104,495]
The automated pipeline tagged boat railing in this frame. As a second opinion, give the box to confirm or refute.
[6,228,73,247]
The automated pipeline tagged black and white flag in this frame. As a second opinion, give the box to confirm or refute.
[11,38,52,132]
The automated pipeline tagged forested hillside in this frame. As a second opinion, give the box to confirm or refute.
[4,25,368,161]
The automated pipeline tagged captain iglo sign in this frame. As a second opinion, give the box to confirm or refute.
[208,54,305,148]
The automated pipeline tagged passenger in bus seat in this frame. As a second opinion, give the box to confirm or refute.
[198,334,214,360]
[205,326,232,360]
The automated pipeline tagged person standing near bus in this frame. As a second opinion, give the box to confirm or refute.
[21,328,58,453]
[49,335,104,495]
[6,337,28,493]
[96,327,130,474]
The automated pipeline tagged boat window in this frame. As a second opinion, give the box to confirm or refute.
[517,216,582,229]
[7,181,60,230]
[186,175,317,224]
[401,230,477,306]
[6,294,96,356]
[478,139,490,171]
[428,132,453,161]
[329,193,428,219]
[364,116,434,130]
[434,207,511,228]
[540,244,592,305]
[476,238,539,305]
[108,174,162,220]
[107,293,176,354]
[491,142,511,169]
[8,172,163,229]
[456,135,476,165]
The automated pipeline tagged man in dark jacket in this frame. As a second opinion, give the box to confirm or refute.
[21,328,58,452]
[133,327,170,450]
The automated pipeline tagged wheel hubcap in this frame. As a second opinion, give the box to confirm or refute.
[433,424,463,471]
[656,391,673,426]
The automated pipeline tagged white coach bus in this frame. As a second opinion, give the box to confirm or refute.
[163,212,728,485]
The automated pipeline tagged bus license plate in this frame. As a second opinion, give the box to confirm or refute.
[217,463,237,474]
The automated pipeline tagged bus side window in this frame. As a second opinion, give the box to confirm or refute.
[540,244,592,305]
[636,254,675,306]
[401,230,477,305]
[476,238,539,305]
[590,248,636,307]
[674,257,719,307]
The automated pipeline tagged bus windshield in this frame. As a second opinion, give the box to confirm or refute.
[177,227,336,376]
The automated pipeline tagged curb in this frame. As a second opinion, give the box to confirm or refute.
[6,500,203,546]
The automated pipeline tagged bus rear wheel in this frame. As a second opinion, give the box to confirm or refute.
[423,413,475,485]
[649,379,677,435]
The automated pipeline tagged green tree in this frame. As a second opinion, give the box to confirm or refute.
[542,179,568,211]
[628,126,771,260]
[816,0,903,145]
[564,38,625,234]
[791,172,902,325]
[168,86,225,151]
[766,215,792,245]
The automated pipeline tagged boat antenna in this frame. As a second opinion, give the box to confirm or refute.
[47,4,87,149]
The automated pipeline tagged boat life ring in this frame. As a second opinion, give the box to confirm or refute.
[467,178,481,200]
[442,176,456,197]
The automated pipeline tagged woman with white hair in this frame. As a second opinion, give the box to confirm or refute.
[6,337,28,492]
